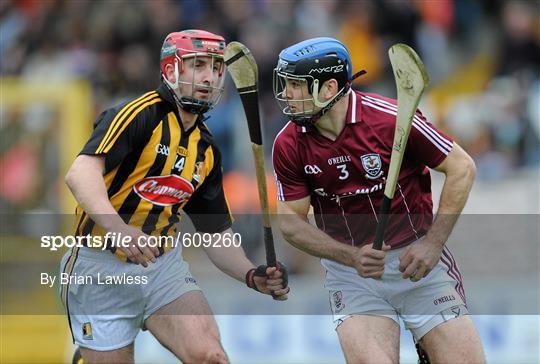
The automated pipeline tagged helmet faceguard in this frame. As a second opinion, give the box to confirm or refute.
[160,30,226,114]
[273,37,364,126]
[273,73,317,123]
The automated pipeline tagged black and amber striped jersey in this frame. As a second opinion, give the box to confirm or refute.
[75,83,232,260]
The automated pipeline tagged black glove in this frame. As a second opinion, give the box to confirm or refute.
[245,262,289,292]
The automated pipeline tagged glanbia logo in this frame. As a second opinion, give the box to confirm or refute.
[133,175,194,206]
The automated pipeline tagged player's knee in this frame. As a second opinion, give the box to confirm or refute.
[183,345,228,364]
[204,348,228,364]
[371,349,396,364]
[347,350,395,364]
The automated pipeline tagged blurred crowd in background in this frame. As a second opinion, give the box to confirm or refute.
[1,0,539,240]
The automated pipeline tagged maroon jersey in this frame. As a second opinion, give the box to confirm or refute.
[272,90,454,249]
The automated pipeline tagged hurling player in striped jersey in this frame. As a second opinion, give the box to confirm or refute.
[272,37,485,364]
[63,30,289,364]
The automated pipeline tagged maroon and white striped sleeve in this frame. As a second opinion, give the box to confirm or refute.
[360,93,453,168]
[407,110,454,168]
[271,125,310,202]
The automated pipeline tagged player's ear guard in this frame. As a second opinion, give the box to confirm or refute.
[245,262,289,292]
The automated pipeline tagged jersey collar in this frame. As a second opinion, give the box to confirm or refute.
[345,89,361,125]
[295,89,362,133]
[157,81,177,106]
[157,81,209,129]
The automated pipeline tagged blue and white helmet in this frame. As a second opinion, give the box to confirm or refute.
[273,37,354,126]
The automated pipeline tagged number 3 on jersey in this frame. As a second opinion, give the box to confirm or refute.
[337,164,349,180]
[174,155,185,172]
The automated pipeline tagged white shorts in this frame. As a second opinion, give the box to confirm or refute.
[323,243,468,341]
[59,246,201,351]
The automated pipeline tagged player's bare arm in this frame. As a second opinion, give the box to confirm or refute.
[399,142,476,281]
[278,198,390,279]
[203,228,289,299]
[65,154,159,266]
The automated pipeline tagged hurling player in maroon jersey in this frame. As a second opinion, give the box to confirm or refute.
[272,37,484,363]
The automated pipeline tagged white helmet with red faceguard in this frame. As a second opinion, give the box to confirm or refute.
[160,30,226,114]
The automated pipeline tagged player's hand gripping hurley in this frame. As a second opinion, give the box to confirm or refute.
[224,42,288,299]
[373,44,429,250]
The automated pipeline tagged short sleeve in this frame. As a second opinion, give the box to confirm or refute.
[80,106,151,171]
[407,110,454,168]
[183,146,233,233]
[272,135,310,201]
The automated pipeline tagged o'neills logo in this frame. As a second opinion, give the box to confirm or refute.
[133,175,194,206]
